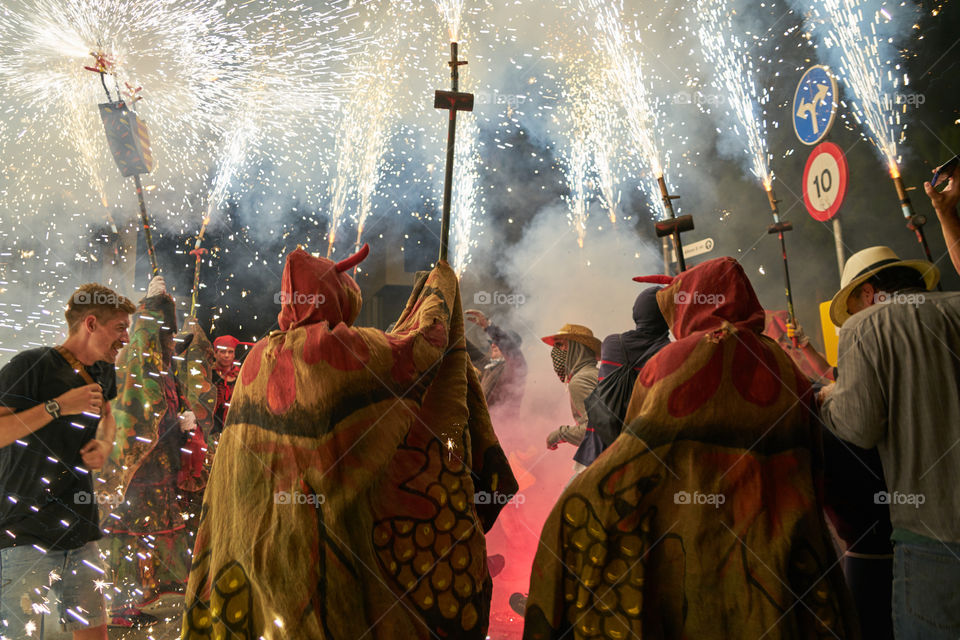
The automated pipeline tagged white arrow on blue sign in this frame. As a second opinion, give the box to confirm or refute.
[792,65,838,146]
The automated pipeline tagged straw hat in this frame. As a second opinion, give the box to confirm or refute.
[829,246,939,327]
[541,323,601,356]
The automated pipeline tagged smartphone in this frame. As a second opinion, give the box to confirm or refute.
[932,154,960,191]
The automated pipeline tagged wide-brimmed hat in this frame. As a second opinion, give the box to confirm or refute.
[829,246,939,327]
[541,323,601,356]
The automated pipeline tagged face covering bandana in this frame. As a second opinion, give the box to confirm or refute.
[551,344,566,382]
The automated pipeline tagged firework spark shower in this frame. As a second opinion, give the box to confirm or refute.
[0,1,959,638]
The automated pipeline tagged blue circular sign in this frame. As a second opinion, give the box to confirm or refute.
[792,65,838,146]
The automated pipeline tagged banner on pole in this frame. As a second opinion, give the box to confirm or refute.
[99,101,154,177]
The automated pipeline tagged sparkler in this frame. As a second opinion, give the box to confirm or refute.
[433,0,466,43]
[325,44,400,258]
[560,134,590,249]
[800,0,933,262]
[557,66,592,248]
[190,92,263,308]
[451,118,480,274]
[593,127,620,225]
[697,0,798,338]
[557,59,621,247]
[0,0,251,227]
[582,0,692,272]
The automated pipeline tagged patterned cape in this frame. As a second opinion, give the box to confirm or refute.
[182,250,517,639]
[100,296,213,503]
[175,316,217,492]
[523,257,857,640]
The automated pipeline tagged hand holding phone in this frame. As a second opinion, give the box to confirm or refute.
[925,154,960,219]
[931,154,960,192]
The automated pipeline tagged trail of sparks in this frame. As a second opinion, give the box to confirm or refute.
[696,0,774,187]
[199,95,263,248]
[581,0,668,218]
[433,0,466,42]
[556,55,621,245]
[0,0,369,353]
[0,0,250,226]
[557,61,595,247]
[451,118,480,274]
[800,0,908,176]
[328,41,402,257]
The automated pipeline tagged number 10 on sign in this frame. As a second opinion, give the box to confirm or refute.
[803,142,848,222]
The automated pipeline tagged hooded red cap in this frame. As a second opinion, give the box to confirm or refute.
[277,245,368,331]
[638,257,764,339]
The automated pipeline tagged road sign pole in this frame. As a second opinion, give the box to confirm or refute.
[832,217,845,278]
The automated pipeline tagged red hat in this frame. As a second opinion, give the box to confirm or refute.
[213,335,240,350]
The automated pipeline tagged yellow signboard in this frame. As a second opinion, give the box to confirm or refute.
[819,300,839,367]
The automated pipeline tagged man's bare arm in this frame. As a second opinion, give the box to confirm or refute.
[0,405,54,449]
[96,400,116,445]
[0,384,104,449]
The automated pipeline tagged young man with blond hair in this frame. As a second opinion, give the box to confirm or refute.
[0,283,133,640]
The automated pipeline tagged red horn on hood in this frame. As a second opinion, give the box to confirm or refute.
[335,243,370,273]
[633,275,674,285]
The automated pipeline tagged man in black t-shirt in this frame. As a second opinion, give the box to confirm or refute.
[0,283,133,640]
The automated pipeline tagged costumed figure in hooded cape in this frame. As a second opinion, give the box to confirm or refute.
[176,316,218,536]
[572,286,672,467]
[99,277,213,624]
[182,246,517,639]
[523,257,857,640]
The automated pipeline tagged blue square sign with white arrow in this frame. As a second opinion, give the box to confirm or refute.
[793,65,838,146]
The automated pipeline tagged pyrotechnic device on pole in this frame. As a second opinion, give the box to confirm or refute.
[890,169,935,267]
[189,248,208,318]
[87,48,159,277]
[99,99,160,278]
[433,41,473,264]
[653,175,693,273]
[764,184,799,346]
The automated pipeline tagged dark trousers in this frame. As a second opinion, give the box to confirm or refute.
[843,554,894,640]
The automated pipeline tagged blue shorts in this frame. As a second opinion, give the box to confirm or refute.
[0,541,107,638]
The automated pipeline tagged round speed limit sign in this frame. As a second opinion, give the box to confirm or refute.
[803,142,848,221]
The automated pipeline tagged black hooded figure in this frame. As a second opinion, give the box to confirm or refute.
[573,286,671,466]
